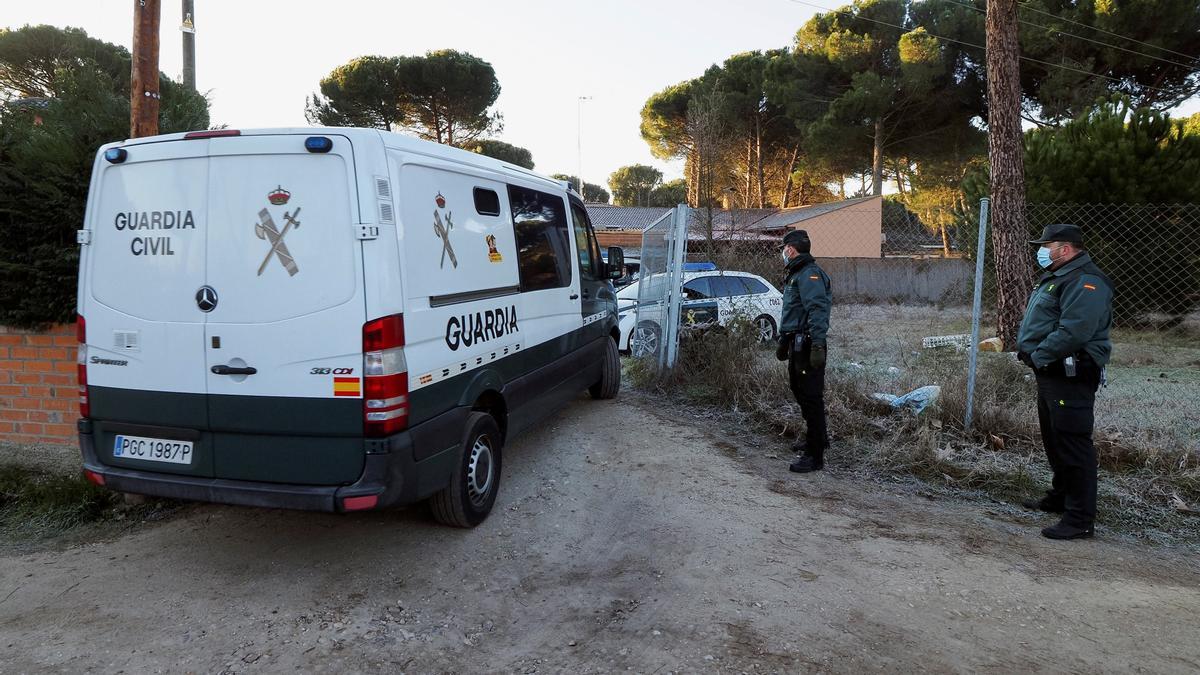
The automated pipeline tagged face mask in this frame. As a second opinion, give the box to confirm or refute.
[782,250,790,263]
[1036,246,1054,269]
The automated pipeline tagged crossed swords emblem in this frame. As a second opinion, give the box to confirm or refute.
[255,207,301,276]
[434,210,458,269]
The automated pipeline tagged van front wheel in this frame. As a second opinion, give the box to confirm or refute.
[589,337,621,400]
[430,412,502,527]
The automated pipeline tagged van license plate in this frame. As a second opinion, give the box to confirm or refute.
[113,435,193,465]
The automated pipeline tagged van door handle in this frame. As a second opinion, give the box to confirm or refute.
[211,365,257,376]
[570,293,580,300]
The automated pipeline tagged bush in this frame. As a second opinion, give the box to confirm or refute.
[0,28,209,328]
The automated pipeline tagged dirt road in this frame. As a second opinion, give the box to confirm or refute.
[2,394,1198,673]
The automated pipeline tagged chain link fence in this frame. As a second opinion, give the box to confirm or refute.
[632,207,688,368]
[630,198,1199,455]
[984,204,1200,451]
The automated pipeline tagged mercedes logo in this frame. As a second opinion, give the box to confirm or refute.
[195,286,218,312]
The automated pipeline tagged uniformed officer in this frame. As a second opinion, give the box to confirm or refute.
[775,229,832,473]
[1016,223,1113,540]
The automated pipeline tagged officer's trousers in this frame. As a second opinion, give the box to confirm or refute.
[1034,366,1101,527]
[788,337,827,457]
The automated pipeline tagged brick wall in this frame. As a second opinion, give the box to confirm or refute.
[0,323,79,445]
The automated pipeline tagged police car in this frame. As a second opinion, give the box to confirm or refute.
[75,127,624,527]
[616,267,783,357]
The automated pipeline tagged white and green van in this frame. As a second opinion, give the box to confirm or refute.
[75,127,623,526]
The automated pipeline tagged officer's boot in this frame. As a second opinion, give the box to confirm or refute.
[1042,467,1096,540]
[789,435,825,474]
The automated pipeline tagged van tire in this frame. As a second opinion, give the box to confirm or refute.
[589,337,621,400]
[430,412,503,528]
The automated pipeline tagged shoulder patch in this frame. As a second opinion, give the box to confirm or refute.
[1078,274,1107,292]
[808,275,820,280]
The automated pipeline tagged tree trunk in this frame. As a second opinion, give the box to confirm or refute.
[940,222,951,258]
[871,118,884,196]
[755,116,765,208]
[780,145,800,208]
[893,159,906,198]
[986,0,1033,349]
[839,175,846,200]
[686,150,699,207]
[745,137,753,208]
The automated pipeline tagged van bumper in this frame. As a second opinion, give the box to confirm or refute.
[77,419,457,513]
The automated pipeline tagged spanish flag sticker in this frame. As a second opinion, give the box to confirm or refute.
[333,377,361,397]
[809,275,820,280]
[1083,283,1097,291]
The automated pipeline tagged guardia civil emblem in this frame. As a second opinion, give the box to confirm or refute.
[433,192,457,269]
[255,185,301,277]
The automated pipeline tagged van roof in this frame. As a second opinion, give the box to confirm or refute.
[107,126,567,193]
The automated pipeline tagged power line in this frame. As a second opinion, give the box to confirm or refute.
[945,0,1199,73]
[1017,0,1200,63]
[782,0,1185,96]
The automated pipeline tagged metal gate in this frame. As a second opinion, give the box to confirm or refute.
[632,206,689,368]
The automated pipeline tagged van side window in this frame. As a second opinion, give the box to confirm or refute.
[508,185,572,292]
[570,204,597,280]
[474,187,501,216]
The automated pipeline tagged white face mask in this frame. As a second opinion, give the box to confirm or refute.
[781,250,790,263]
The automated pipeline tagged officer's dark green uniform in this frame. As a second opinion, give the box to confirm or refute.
[776,229,832,473]
[1016,223,1113,540]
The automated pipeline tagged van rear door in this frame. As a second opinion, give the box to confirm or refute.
[84,139,214,477]
[202,135,367,485]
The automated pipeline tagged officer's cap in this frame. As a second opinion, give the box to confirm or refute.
[782,229,811,252]
[1029,223,1083,245]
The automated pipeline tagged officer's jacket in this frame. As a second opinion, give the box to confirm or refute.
[780,254,832,341]
[1017,252,1113,368]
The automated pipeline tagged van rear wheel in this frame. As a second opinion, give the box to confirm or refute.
[430,412,502,527]
[589,337,621,400]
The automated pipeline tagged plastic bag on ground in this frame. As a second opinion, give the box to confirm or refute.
[872,385,941,414]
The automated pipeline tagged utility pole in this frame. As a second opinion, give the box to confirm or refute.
[985,0,1032,348]
[181,0,196,92]
[130,0,162,138]
[577,96,591,199]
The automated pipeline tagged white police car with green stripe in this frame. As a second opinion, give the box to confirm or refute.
[616,269,783,357]
[76,127,624,526]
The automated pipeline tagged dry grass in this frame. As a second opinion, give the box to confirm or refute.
[629,308,1200,547]
[0,463,180,551]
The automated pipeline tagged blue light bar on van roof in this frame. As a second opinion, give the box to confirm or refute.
[103,147,128,164]
[682,262,718,272]
[305,136,333,153]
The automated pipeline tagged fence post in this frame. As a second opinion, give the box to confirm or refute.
[964,197,990,432]
[664,205,690,369]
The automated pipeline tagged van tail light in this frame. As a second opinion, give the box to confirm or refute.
[77,315,90,418]
[341,494,378,511]
[183,129,241,139]
[363,314,408,437]
[83,469,105,486]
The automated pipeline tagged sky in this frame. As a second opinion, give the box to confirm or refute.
[3,1,1197,191]
[0,0,818,187]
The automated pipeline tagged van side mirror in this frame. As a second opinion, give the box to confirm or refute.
[606,247,624,280]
